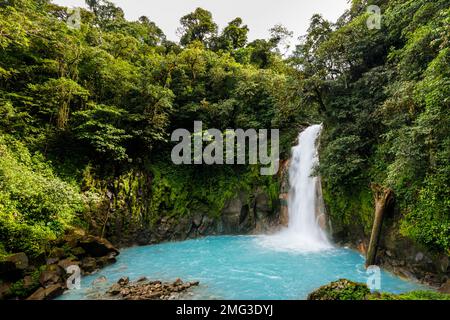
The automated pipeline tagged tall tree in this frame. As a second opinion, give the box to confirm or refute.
[178,8,218,47]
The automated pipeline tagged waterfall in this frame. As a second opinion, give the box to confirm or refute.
[259,124,332,252]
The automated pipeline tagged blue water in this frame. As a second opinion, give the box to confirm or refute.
[58,236,428,300]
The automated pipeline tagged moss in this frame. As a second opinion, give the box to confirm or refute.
[370,290,450,300]
[322,182,374,239]
[307,279,371,300]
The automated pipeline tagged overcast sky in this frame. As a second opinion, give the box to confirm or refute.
[53,0,350,44]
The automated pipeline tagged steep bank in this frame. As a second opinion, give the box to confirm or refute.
[81,163,283,248]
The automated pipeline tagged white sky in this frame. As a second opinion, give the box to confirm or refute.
[52,0,350,43]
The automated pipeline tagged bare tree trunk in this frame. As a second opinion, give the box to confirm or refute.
[366,184,394,267]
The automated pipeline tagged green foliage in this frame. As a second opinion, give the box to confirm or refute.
[0,135,84,257]
[7,267,43,299]
[372,290,450,301]
[294,0,450,253]
[147,162,278,224]
[308,279,371,300]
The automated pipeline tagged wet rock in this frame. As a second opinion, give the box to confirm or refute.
[81,257,97,274]
[118,277,129,286]
[92,276,107,286]
[27,284,64,300]
[107,284,122,295]
[79,236,119,258]
[105,277,199,300]
[96,254,117,268]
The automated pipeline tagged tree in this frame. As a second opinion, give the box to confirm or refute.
[214,18,249,51]
[269,24,293,55]
[178,8,218,47]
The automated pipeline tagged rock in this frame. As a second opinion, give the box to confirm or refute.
[192,214,203,228]
[438,256,449,273]
[92,276,107,286]
[23,275,36,289]
[0,260,17,276]
[79,236,119,258]
[118,277,129,286]
[58,259,80,270]
[71,247,86,258]
[105,278,199,300]
[0,282,12,300]
[107,284,122,295]
[39,270,60,287]
[96,254,117,268]
[81,257,97,273]
[46,258,59,265]
[7,252,29,270]
[136,277,147,282]
[439,279,450,294]
[26,284,64,300]
[49,247,66,259]
[307,279,370,300]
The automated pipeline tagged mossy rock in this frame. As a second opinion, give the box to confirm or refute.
[307,279,371,300]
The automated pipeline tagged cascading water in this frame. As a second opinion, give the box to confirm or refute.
[260,124,332,252]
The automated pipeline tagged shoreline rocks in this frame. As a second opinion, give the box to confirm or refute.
[0,230,120,300]
[106,277,200,300]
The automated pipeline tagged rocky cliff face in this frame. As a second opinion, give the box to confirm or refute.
[86,169,283,247]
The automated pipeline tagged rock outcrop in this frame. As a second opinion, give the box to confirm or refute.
[0,230,119,300]
[106,277,200,300]
[307,279,371,300]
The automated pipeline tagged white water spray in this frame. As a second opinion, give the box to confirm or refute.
[259,125,332,252]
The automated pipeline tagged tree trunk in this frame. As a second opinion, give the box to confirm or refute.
[366,184,394,267]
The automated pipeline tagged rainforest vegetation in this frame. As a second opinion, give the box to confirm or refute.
[0,0,449,274]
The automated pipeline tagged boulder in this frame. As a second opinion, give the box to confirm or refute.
[439,279,450,294]
[0,282,12,300]
[118,277,129,286]
[79,236,119,258]
[0,260,17,276]
[26,284,64,300]
[39,270,61,287]
[6,252,29,270]
[58,259,80,270]
[81,257,97,273]
[49,247,66,259]
[71,247,86,258]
